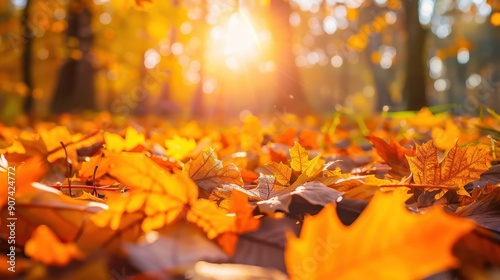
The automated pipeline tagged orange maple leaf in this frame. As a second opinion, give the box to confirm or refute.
[285,192,475,280]
[0,157,46,209]
[406,141,491,196]
[216,190,260,255]
[187,190,260,255]
[92,153,198,231]
[275,127,297,147]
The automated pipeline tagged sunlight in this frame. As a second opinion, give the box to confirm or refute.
[210,9,260,63]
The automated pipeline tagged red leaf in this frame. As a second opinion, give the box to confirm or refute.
[366,135,415,179]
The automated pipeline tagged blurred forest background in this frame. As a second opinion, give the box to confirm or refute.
[1,0,500,123]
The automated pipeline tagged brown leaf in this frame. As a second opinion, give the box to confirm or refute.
[123,222,228,277]
[256,182,342,215]
[266,162,292,186]
[183,148,244,198]
[407,141,492,196]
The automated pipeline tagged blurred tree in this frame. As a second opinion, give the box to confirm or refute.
[51,0,96,113]
[269,0,311,116]
[403,0,428,110]
[21,0,34,115]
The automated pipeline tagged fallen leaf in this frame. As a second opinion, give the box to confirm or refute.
[257,182,342,216]
[241,116,263,151]
[25,225,84,266]
[266,162,292,186]
[366,135,414,179]
[1,182,107,246]
[183,148,244,198]
[285,191,475,280]
[190,261,288,280]
[432,120,461,151]
[275,127,297,147]
[290,142,310,173]
[104,127,145,152]
[231,217,301,272]
[123,222,228,278]
[164,135,197,160]
[406,141,491,196]
[216,190,261,255]
[298,129,320,150]
[249,175,286,200]
[455,185,500,232]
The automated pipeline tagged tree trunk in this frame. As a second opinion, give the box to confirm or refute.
[403,0,428,110]
[191,1,207,119]
[51,0,96,114]
[269,0,310,116]
[366,37,393,111]
[22,0,34,116]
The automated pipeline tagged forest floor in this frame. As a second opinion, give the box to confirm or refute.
[1,107,500,279]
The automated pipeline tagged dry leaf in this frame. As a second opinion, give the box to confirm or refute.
[366,135,414,179]
[406,141,491,196]
[183,148,244,198]
[266,162,292,186]
[290,142,310,173]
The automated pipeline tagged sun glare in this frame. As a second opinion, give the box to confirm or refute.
[211,9,260,62]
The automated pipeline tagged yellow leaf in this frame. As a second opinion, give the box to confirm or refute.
[285,192,475,280]
[104,132,125,152]
[266,162,292,186]
[432,120,461,151]
[290,142,310,173]
[187,190,260,255]
[91,153,198,231]
[183,148,244,198]
[259,0,270,7]
[25,225,84,266]
[79,155,111,182]
[104,127,145,152]
[0,139,26,154]
[406,141,491,195]
[291,155,325,188]
[40,126,72,152]
[164,135,196,160]
[241,115,263,151]
[407,107,447,129]
[187,199,234,239]
[124,126,145,151]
